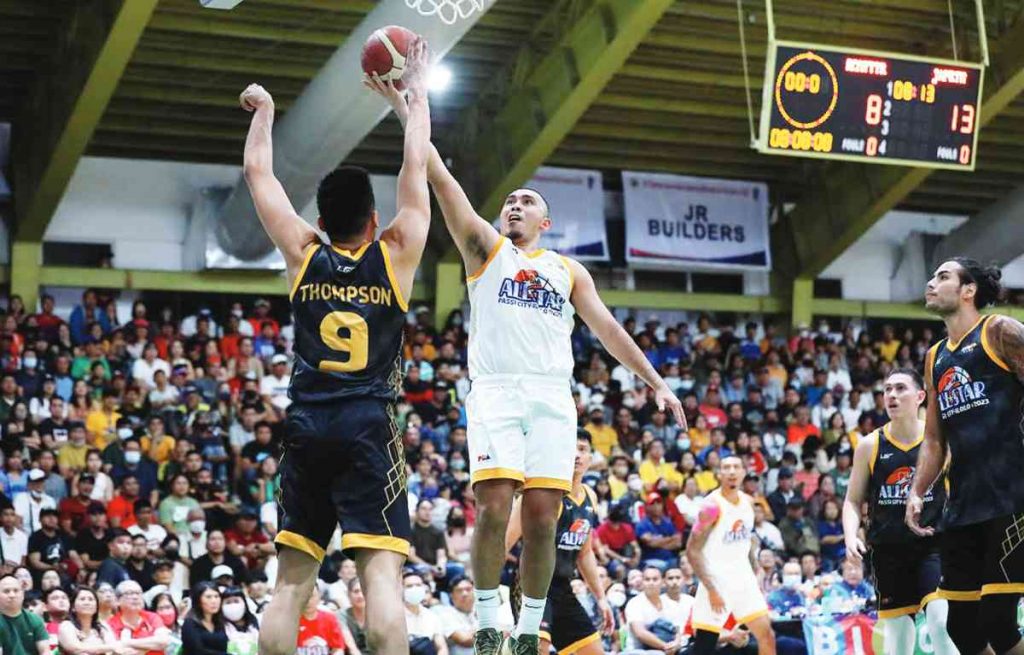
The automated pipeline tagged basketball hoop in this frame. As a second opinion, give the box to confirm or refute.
[405,0,486,25]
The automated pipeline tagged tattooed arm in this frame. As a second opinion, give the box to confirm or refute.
[686,499,725,612]
[989,315,1024,384]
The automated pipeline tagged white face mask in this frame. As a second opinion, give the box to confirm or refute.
[676,438,691,452]
[627,478,643,492]
[23,357,37,369]
[232,309,244,318]
[783,574,802,589]
[403,586,427,606]
[124,451,141,465]
[118,428,134,440]
[606,590,627,608]
[222,602,246,622]
[189,520,206,534]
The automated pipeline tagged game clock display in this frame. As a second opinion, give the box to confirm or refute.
[757,41,984,170]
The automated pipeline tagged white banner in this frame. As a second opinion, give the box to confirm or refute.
[623,171,771,270]
[526,167,608,261]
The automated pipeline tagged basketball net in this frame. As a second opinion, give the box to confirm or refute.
[405,0,486,25]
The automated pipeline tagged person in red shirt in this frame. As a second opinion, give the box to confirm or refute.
[58,474,96,533]
[697,386,728,429]
[786,405,820,446]
[107,580,172,655]
[247,299,280,338]
[595,503,640,579]
[225,511,274,570]
[107,475,140,529]
[296,589,347,655]
[32,294,65,343]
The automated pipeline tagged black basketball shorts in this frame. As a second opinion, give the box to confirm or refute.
[275,397,410,561]
[871,538,942,618]
[939,513,1024,601]
[539,580,601,655]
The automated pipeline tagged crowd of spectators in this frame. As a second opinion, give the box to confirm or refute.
[0,287,938,653]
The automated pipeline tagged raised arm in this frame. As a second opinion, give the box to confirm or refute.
[377,38,432,303]
[239,85,320,286]
[908,346,945,536]
[843,435,874,563]
[365,77,499,275]
[568,259,685,428]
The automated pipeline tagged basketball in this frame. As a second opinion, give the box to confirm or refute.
[361,25,417,91]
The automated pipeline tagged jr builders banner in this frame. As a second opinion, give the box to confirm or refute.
[526,167,608,261]
[622,171,770,270]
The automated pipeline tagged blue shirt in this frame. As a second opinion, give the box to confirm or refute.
[817,520,846,563]
[635,516,678,562]
[767,587,805,617]
[697,445,733,467]
[659,345,688,366]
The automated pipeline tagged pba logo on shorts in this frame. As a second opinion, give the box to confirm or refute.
[722,519,750,544]
[936,365,989,418]
[498,269,566,317]
[558,518,592,550]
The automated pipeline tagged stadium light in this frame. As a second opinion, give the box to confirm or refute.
[429,64,453,93]
[200,0,246,9]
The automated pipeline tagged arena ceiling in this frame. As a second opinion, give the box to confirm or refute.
[2,0,1023,278]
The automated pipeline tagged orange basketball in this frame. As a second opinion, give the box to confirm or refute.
[361,25,417,91]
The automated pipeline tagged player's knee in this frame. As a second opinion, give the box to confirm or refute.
[980,594,1023,652]
[946,602,986,653]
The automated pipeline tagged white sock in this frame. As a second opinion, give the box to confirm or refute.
[474,587,501,631]
[880,616,916,655]
[514,595,547,638]
[925,599,958,655]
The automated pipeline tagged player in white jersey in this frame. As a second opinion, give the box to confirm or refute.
[367,78,686,655]
[686,456,776,654]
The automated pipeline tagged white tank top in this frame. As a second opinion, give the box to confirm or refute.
[703,490,756,577]
[467,237,576,380]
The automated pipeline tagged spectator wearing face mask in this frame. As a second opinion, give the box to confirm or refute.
[13,469,56,534]
[584,405,617,458]
[767,561,808,619]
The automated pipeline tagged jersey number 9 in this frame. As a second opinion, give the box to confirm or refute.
[318,311,369,373]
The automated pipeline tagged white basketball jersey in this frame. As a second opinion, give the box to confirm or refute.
[704,491,756,578]
[467,237,576,380]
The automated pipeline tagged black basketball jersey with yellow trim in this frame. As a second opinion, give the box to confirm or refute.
[929,314,1024,528]
[553,486,598,582]
[867,424,945,544]
[288,241,407,404]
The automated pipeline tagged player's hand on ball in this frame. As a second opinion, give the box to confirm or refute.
[240,83,273,112]
[402,36,430,96]
[655,386,687,430]
[845,536,867,564]
[597,598,614,635]
[905,493,935,537]
[363,73,410,124]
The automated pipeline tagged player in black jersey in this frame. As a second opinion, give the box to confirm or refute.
[239,39,433,655]
[909,258,1024,655]
[842,368,955,655]
[505,432,614,655]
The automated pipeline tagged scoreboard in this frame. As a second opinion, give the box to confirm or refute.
[757,41,984,170]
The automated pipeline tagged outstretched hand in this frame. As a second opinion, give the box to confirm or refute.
[402,36,430,96]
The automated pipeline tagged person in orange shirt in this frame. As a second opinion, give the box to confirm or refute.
[107,475,141,529]
[786,406,820,447]
[247,299,280,338]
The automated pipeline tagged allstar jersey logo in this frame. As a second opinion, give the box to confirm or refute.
[498,269,566,317]
[722,519,751,545]
[558,518,593,550]
[937,365,990,419]
[876,466,933,506]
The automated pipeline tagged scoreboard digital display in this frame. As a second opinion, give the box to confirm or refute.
[757,41,984,170]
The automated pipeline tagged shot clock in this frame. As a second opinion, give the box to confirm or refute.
[757,41,984,170]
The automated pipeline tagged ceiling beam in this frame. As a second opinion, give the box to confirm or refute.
[466,0,678,221]
[771,17,1024,281]
[11,0,158,243]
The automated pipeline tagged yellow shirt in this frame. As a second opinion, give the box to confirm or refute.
[767,363,789,388]
[58,442,89,472]
[688,427,711,452]
[86,409,121,450]
[877,339,901,363]
[639,459,683,490]
[694,470,720,494]
[141,435,176,464]
[609,477,628,501]
[585,423,619,458]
